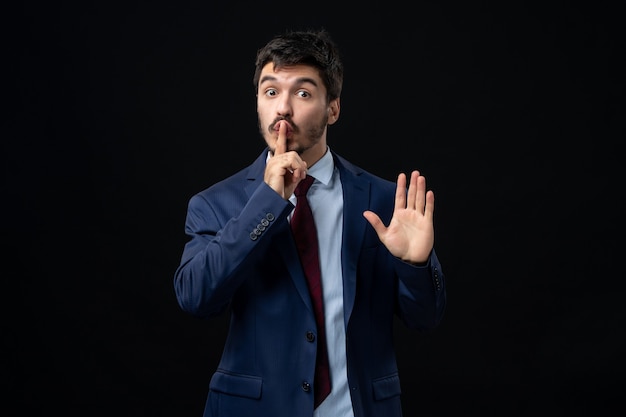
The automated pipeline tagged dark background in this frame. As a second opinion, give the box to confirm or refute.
[6,1,624,416]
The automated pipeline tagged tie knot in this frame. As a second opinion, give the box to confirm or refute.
[294,175,314,197]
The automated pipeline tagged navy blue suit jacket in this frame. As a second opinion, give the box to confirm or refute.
[174,148,446,417]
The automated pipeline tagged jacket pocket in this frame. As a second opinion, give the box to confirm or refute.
[209,370,263,399]
[372,373,401,401]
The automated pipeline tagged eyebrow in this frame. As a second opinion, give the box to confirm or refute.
[259,75,319,88]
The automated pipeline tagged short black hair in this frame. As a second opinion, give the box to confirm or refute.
[253,28,344,102]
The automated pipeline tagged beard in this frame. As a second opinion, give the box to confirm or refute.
[259,113,328,155]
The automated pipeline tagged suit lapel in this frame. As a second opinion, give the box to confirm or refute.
[279,234,315,313]
[245,149,316,315]
[333,154,370,327]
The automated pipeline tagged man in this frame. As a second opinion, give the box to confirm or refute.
[174,28,446,417]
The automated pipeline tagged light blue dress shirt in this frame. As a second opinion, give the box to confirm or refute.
[288,148,353,417]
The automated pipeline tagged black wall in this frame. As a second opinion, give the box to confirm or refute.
[6,2,624,416]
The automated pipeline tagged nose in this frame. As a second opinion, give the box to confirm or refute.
[275,95,293,117]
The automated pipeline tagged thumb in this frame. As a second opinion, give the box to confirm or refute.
[363,211,386,237]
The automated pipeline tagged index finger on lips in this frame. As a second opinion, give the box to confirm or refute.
[274,121,287,155]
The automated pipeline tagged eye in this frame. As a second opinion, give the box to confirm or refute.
[296,90,310,98]
[265,89,277,97]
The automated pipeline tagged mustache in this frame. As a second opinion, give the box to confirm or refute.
[268,117,298,134]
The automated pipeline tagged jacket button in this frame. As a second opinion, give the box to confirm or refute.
[306,331,315,342]
[302,381,311,392]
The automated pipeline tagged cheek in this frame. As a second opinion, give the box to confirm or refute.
[257,107,271,126]
[257,100,273,117]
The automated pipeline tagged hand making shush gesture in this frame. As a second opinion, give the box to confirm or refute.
[264,120,307,199]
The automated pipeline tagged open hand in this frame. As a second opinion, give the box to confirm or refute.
[363,170,435,264]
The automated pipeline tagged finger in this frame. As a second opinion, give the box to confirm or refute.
[394,172,407,212]
[424,189,435,220]
[287,160,307,187]
[363,210,387,237]
[294,160,308,181]
[415,173,426,213]
[406,170,419,210]
[275,121,287,155]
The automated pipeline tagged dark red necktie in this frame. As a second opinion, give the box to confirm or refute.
[291,175,331,408]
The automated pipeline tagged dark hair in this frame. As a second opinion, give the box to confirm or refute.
[253,29,344,102]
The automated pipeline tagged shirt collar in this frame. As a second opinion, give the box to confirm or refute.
[307,146,334,186]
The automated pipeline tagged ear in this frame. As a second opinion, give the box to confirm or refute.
[327,98,341,125]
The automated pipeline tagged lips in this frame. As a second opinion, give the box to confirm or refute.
[273,120,294,136]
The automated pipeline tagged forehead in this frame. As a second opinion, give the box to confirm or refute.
[259,63,323,86]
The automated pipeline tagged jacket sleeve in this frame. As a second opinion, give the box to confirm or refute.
[173,182,294,318]
[394,248,446,331]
